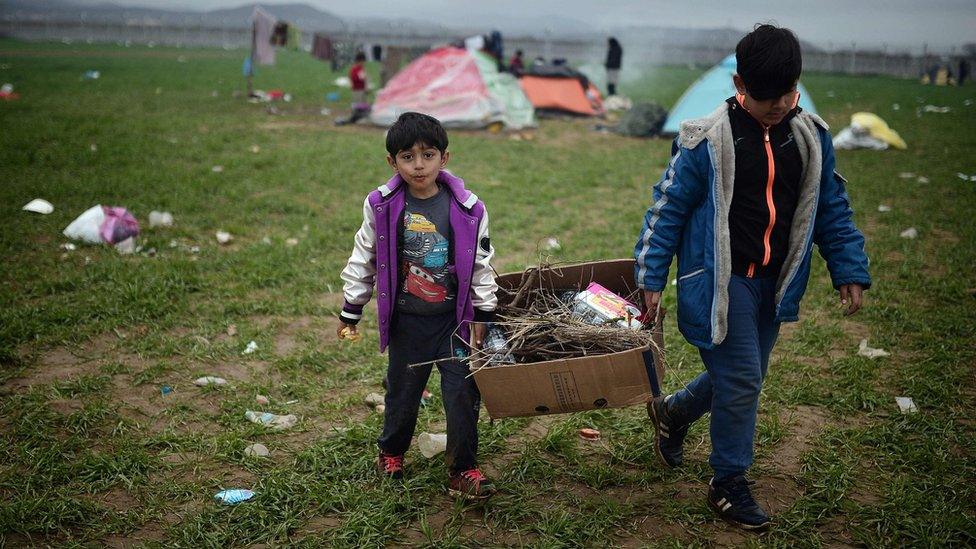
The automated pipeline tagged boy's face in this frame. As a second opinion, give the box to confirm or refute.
[387,142,449,195]
[733,74,799,127]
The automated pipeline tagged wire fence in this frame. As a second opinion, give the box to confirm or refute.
[1,19,972,80]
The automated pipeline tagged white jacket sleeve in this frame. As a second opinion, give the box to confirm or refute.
[471,206,498,314]
[339,197,377,322]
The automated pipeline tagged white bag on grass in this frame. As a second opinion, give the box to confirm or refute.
[62,205,105,243]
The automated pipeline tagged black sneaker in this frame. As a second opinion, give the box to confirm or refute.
[647,395,687,468]
[707,475,771,530]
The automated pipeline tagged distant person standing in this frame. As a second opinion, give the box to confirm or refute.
[338,51,370,125]
[959,58,970,85]
[605,37,623,96]
[509,50,525,77]
[350,51,369,108]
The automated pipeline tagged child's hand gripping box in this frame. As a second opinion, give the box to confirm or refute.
[471,259,666,419]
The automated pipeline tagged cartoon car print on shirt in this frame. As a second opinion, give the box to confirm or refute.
[405,265,448,303]
[404,213,436,233]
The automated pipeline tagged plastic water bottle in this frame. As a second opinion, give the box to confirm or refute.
[483,323,515,365]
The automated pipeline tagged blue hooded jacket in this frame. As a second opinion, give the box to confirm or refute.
[634,103,871,349]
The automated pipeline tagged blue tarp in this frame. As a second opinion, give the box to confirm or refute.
[662,54,817,135]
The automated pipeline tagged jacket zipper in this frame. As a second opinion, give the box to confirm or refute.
[678,268,706,282]
[761,125,776,267]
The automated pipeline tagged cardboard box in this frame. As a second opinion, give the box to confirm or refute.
[473,259,665,419]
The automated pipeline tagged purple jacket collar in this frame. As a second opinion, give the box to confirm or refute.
[377,170,480,210]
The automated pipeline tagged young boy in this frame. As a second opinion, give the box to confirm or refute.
[338,112,498,500]
[634,25,871,529]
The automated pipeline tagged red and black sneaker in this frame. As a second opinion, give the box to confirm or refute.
[376,452,404,480]
[448,468,496,500]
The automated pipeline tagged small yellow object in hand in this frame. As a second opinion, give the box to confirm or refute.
[339,327,361,342]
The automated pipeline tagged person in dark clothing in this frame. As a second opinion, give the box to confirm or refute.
[636,24,870,531]
[959,58,970,85]
[509,49,525,76]
[605,37,623,96]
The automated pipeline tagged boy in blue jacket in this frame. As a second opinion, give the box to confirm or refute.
[634,25,871,530]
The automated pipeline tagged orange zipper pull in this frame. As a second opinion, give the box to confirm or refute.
[763,127,770,142]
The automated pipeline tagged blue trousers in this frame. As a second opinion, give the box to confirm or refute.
[378,311,480,474]
[667,274,780,480]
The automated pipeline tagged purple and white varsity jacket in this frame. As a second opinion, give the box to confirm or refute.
[339,170,498,352]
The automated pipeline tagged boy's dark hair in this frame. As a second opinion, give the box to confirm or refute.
[736,24,802,101]
[354,51,366,62]
[386,112,448,156]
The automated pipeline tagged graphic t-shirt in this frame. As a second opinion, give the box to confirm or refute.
[396,187,457,315]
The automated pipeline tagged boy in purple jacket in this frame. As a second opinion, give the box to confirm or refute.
[337,112,498,500]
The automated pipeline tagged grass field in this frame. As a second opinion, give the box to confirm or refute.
[1,39,975,547]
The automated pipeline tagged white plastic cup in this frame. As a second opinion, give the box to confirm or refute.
[417,432,447,458]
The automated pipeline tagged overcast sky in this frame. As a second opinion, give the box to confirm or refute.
[76,0,976,51]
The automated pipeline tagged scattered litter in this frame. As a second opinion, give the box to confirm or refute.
[542,237,561,251]
[420,389,433,407]
[284,399,299,405]
[877,204,892,212]
[921,105,950,113]
[63,205,140,245]
[0,83,18,100]
[857,339,890,359]
[210,90,218,97]
[671,278,677,286]
[243,340,259,354]
[320,107,331,116]
[177,55,187,63]
[60,242,76,251]
[325,91,340,102]
[895,396,918,414]
[148,211,174,228]
[899,227,918,239]
[145,247,156,257]
[891,103,900,111]
[364,392,385,407]
[22,198,54,215]
[417,432,447,458]
[214,489,254,505]
[244,443,270,457]
[603,95,633,111]
[261,235,272,245]
[916,176,929,184]
[191,335,210,347]
[832,113,906,150]
[89,143,97,152]
[898,172,916,179]
[211,165,224,173]
[956,173,976,182]
[189,245,201,254]
[155,87,162,95]
[215,231,233,244]
[161,385,173,395]
[250,144,260,153]
[333,76,351,88]
[325,426,349,437]
[194,376,228,387]
[375,404,386,414]
[245,410,297,430]
[83,70,100,80]
[227,324,238,336]
[114,237,136,255]
[255,394,269,405]
[578,428,601,441]
[285,237,299,247]
[965,99,973,107]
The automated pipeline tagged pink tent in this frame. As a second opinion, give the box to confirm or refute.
[370,47,534,129]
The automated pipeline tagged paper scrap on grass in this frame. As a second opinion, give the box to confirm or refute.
[895,396,918,414]
[858,339,890,359]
